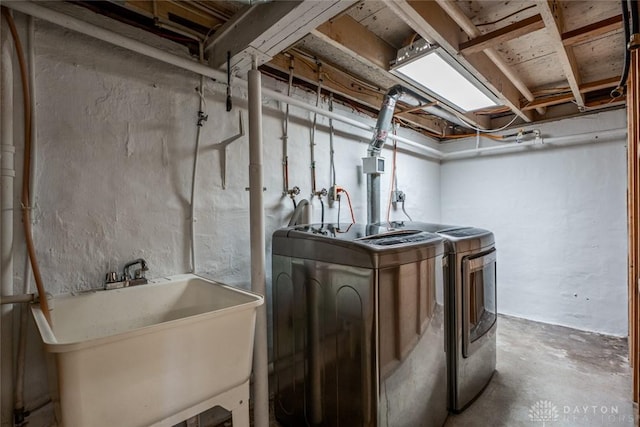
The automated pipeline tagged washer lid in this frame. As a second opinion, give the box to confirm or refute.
[374,221,494,253]
[272,223,444,268]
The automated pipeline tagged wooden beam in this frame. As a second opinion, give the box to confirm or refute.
[266,52,447,134]
[562,14,623,46]
[537,0,584,108]
[312,15,396,70]
[522,92,573,111]
[584,95,625,109]
[123,1,223,30]
[459,14,545,55]
[393,0,535,122]
[204,1,356,72]
[579,76,620,93]
[522,76,621,110]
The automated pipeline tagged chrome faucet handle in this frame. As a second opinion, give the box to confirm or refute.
[123,258,148,281]
[105,271,118,284]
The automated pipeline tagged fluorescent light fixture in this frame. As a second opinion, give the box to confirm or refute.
[391,40,499,112]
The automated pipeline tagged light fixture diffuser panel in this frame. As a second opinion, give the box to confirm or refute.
[394,52,498,112]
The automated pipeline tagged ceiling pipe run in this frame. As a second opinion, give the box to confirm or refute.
[2,1,442,161]
[367,84,431,224]
[441,128,627,160]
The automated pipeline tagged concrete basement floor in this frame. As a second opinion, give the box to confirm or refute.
[444,314,634,427]
[212,314,634,427]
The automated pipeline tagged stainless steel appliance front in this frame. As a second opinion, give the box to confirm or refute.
[379,222,497,413]
[272,224,448,427]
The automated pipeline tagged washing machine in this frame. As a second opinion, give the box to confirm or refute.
[272,223,448,427]
[380,221,497,412]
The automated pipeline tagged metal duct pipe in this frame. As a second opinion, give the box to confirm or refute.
[248,61,269,427]
[367,84,430,224]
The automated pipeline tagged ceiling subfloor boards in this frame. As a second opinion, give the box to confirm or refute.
[388,0,535,122]
[562,14,623,47]
[459,14,546,55]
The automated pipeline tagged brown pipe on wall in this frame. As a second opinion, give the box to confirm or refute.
[1,7,51,325]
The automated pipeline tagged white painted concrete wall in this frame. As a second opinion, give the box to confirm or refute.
[7,8,441,416]
[3,4,629,425]
[440,109,628,336]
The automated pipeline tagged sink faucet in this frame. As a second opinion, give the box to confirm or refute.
[123,258,148,285]
[104,258,149,290]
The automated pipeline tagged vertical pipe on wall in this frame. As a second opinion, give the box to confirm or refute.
[629,48,640,407]
[14,16,37,422]
[248,60,269,427]
[0,20,15,427]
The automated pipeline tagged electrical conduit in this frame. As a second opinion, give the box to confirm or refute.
[189,43,207,274]
[248,60,269,427]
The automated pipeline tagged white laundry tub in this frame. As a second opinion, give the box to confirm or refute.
[31,274,263,427]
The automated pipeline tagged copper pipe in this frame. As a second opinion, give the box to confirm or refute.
[1,7,51,325]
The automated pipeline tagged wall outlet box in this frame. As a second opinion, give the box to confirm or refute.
[362,157,385,174]
[391,190,405,203]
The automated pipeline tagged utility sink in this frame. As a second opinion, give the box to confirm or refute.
[31,274,263,427]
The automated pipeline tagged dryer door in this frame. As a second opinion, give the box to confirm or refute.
[462,249,497,358]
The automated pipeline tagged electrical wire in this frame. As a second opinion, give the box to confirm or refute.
[320,198,325,225]
[310,62,322,196]
[189,43,207,274]
[1,7,51,325]
[612,0,631,97]
[401,200,413,222]
[453,112,520,133]
[283,56,294,193]
[386,126,398,223]
[475,5,536,27]
[340,189,356,223]
[337,195,341,224]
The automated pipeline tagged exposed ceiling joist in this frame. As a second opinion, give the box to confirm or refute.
[388,0,535,123]
[522,76,620,110]
[313,15,396,70]
[122,0,224,31]
[537,0,584,108]
[266,52,448,134]
[459,14,546,55]
[562,14,623,46]
[204,0,355,73]
[579,76,621,93]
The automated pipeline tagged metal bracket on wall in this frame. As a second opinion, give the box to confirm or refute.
[204,110,245,189]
